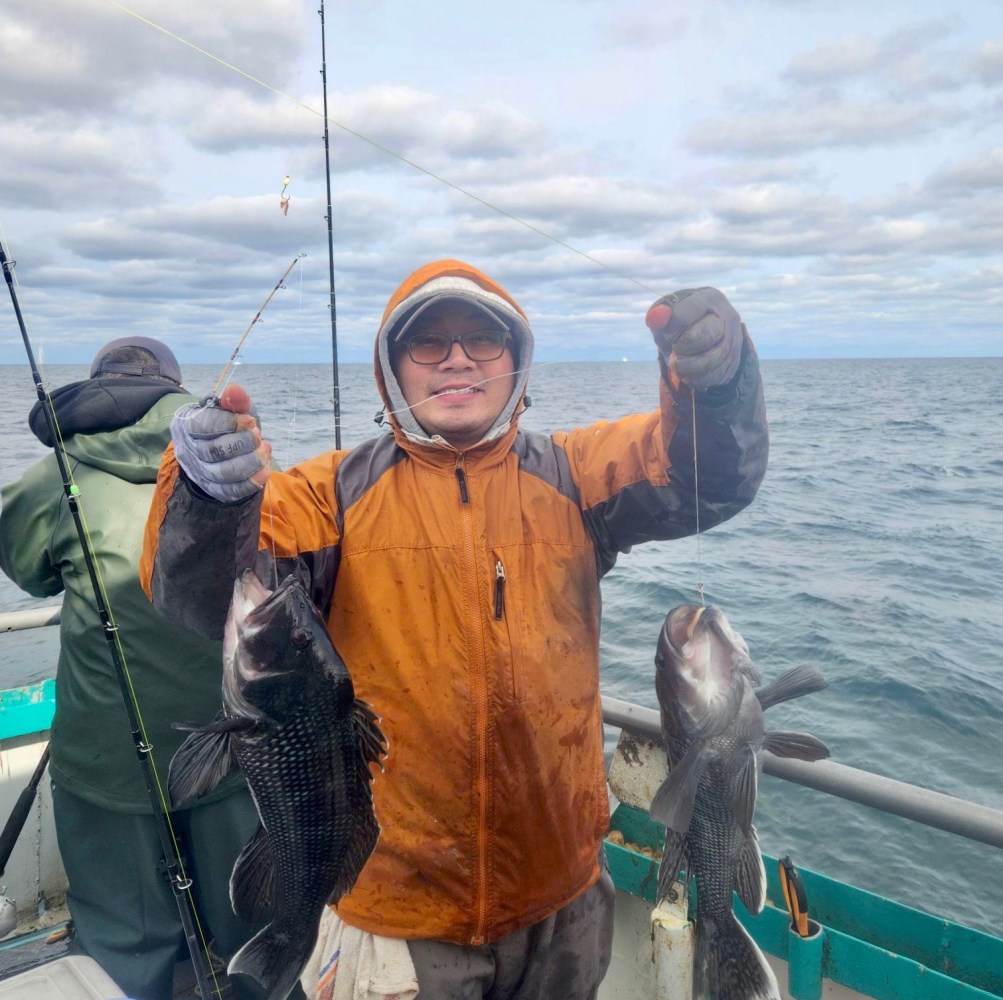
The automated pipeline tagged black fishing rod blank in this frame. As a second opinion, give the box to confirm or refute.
[319,0,342,448]
[0,746,49,878]
[0,243,221,999]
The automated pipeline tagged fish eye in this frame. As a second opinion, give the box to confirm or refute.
[290,626,312,649]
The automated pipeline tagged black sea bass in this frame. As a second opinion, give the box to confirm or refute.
[651,604,829,1000]
[170,570,387,1000]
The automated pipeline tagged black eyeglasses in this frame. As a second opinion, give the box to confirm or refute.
[404,328,511,365]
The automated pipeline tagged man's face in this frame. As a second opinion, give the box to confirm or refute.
[394,300,517,451]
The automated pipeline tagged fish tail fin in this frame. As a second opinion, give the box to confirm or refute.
[228,926,313,1000]
[693,912,780,1000]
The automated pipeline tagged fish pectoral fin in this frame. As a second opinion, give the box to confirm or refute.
[649,743,708,833]
[201,715,267,734]
[735,827,766,914]
[735,746,759,833]
[168,727,240,804]
[230,824,276,924]
[763,730,830,761]
[756,664,827,710]
[657,828,689,904]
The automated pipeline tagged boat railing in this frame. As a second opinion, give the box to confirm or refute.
[3,604,1003,852]
[602,696,1003,851]
[0,606,61,632]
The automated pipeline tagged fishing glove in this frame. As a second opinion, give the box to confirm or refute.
[171,399,264,503]
[646,287,745,390]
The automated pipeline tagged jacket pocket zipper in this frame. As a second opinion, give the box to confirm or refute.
[494,560,506,620]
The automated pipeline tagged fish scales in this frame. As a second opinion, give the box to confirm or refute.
[170,570,386,1000]
[651,604,829,1000]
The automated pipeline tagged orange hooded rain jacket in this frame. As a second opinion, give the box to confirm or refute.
[142,259,768,945]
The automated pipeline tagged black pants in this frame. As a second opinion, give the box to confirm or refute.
[407,861,615,1000]
[53,782,276,1000]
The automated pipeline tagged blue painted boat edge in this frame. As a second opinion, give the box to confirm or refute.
[3,687,1000,998]
[0,681,55,741]
[606,802,1003,1000]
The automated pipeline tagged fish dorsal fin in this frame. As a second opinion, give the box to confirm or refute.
[229,824,275,924]
[327,699,389,905]
[763,730,830,761]
[351,699,389,772]
[657,827,689,905]
[735,827,766,914]
[756,664,827,710]
[735,745,759,833]
[168,714,251,804]
[649,742,709,834]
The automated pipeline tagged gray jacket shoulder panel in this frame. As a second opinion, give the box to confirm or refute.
[513,430,581,508]
[334,434,408,528]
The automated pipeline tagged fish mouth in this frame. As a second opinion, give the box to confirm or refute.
[660,604,761,712]
[226,571,300,684]
[668,605,755,672]
[232,569,272,621]
[666,604,710,652]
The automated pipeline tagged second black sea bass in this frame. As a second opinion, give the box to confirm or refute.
[651,604,829,1000]
[170,570,387,1000]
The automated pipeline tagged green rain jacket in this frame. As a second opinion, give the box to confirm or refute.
[0,377,238,813]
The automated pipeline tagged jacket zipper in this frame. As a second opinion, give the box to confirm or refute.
[455,455,490,944]
[494,560,506,620]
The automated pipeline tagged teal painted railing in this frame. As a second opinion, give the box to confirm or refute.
[605,803,1003,1000]
[0,680,55,741]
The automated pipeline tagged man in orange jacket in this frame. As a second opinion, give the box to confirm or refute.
[142,260,768,999]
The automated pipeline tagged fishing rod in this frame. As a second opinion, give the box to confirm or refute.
[0,242,222,999]
[318,0,342,448]
[212,252,306,395]
[0,746,49,878]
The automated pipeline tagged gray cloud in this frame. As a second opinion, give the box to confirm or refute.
[688,100,951,156]
[0,123,162,210]
[925,148,1003,196]
[0,1,310,118]
[974,35,1003,84]
[1,0,999,367]
[783,17,965,93]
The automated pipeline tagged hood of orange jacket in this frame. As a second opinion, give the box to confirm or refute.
[374,259,535,449]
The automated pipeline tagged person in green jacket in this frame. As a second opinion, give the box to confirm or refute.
[0,338,278,1000]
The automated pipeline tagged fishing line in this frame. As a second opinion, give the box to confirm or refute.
[690,388,705,606]
[382,359,568,422]
[213,253,306,396]
[107,1,663,299]
[105,4,712,602]
[0,242,222,998]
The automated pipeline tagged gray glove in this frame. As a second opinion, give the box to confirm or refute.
[171,399,264,503]
[646,287,745,390]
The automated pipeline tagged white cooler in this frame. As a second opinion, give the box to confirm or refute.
[0,956,125,999]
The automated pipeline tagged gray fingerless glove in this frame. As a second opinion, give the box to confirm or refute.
[171,400,264,503]
[650,287,745,390]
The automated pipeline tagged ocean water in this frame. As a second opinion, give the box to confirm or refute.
[0,358,1001,935]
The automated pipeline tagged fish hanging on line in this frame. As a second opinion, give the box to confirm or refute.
[170,570,387,1000]
[279,175,291,216]
[651,604,830,1000]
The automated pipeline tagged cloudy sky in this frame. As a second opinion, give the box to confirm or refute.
[0,0,1000,368]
